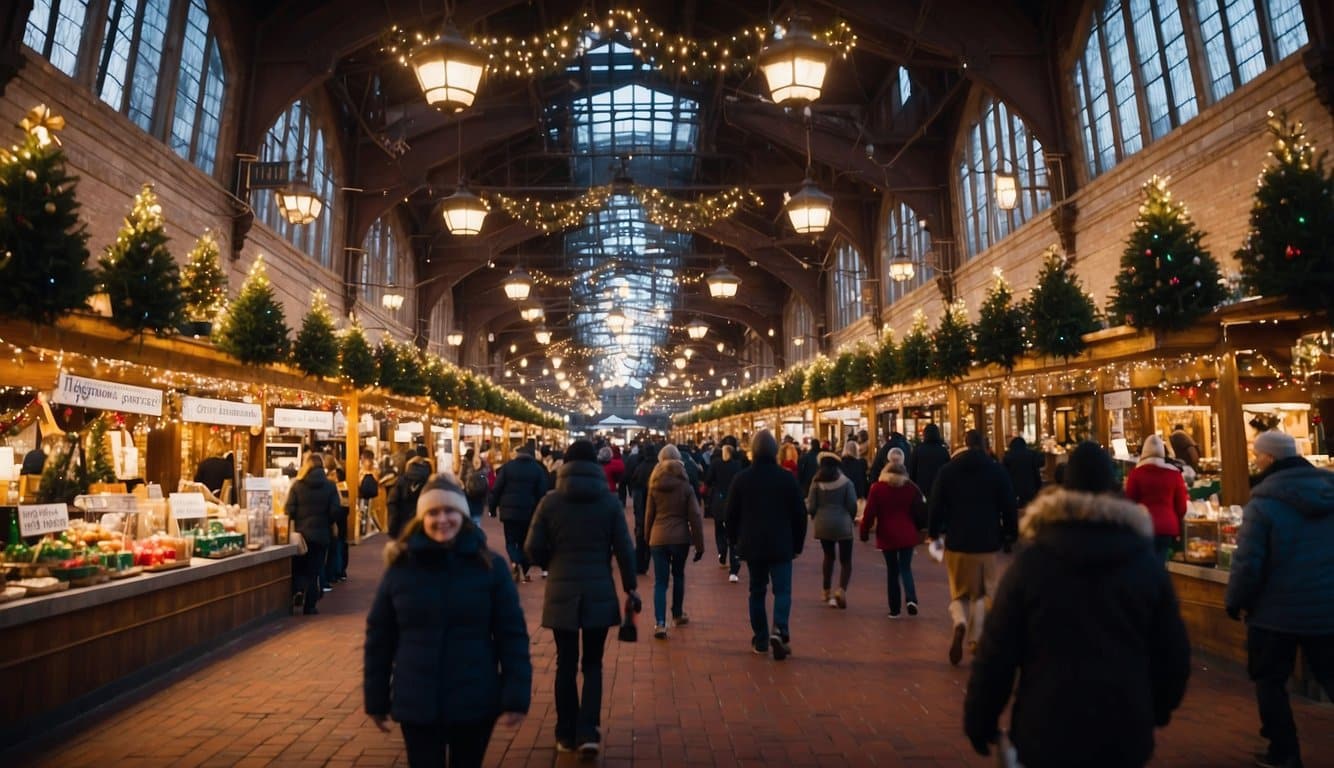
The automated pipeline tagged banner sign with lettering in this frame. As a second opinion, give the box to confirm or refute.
[182,396,263,427]
[53,371,163,416]
[273,407,334,431]
[169,492,208,520]
[18,503,70,536]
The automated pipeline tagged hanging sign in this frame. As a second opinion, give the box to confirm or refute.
[169,492,208,520]
[1103,390,1133,411]
[182,396,263,427]
[273,407,334,431]
[53,371,163,416]
[18,503,70,537]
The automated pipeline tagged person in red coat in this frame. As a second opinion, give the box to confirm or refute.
[599,446,625,496]
[1124,435,1189,562]
[859,449,927,618]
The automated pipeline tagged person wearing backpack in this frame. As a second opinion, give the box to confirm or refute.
[388,456,431,539]
[489,443,549,583]
[463,449,491,524]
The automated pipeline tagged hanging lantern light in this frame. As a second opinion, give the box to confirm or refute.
[381,291,405,311]
[783,176,834,235]
[606,307,630,333]
[551,355,563,369]
[274,174,323,224]
[686,318,709,340]
[705,265,741,298]
[674,356,688,370]
[519,304,545,322]
[440,185,488,235]
[757,18,833,105]
[658,376,670,388]
[993,171,1020,211]
[446,330,464,346]
[410,25,486,112]
[683,347,695,359]
[502,267,532,301]
[888,250,916,282]
[534,325,552,345]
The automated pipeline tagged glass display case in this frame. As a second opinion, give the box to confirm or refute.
[1183,519,1220,566]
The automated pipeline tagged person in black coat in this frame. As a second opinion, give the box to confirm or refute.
[840,440,869,500]
[488,445,549,583]
[703,444,744,577]
[285,455,341,615]
[927,430,1018,665]
[525,441,638,757]
[725,429,807,660]
[365,477,531,768]
[797,438,820,495]
[1002,436,1045,510]
[388,457,431,540]
[908,423,951,503]
[964,444,1189,768]
[628,442,660,574]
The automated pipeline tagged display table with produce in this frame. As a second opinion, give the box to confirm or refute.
[0,544,297,748]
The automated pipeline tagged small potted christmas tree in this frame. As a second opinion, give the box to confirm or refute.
[180,230,227,337]
[974,269,1027,373]
[292,289,340,378]
[1024,247,1100,362]
[98,183,184,337]
[215,254,290,365]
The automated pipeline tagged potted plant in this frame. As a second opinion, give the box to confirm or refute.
[179,230,227,337]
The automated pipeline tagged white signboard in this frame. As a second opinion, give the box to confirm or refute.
[182,396,263,427]
[1103,390,1133,411]
[18,503,70,537]
[53,371,163,416]
[169,492,208,520]
[393,430,413,443]
[245,477,272,491]
[461,424,483,437]
[273,407,334,431]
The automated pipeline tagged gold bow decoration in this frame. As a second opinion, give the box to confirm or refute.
[19,104,66,148]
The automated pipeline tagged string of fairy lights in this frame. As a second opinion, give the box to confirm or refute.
[490,185,761,233]
[381,8,856,80]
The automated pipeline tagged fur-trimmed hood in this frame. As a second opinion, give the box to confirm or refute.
[1135,456,1181,472]
[878,465,910,485]
[1022,488,1154,540]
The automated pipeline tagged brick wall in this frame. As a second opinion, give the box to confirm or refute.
[0,51,416,342]
[879,53,1334,333]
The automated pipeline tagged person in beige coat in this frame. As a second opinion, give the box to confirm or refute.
[645,444,706,638]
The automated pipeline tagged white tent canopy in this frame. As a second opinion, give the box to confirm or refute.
[593,415,639,429]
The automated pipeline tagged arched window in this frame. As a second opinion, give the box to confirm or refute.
[1074,0,1306,178]
[359,215,413,321]
[428,296,456,358]
[169,0,226,174]
[740,332,776,383]
[956,95,1050,258]
[785,297,814,365]
[828,240,866,332]
[24,0,228,175]
[253,99,336,268]
[881,201,933,306]
[23,0,89,77]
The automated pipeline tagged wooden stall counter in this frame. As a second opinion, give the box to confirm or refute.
[0,545,298,750]
[1167,562,1246,665]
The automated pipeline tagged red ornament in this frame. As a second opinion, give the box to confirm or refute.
[1144,249,1152,256]
[1170,277,1180,286]
[1284,244,1301,260]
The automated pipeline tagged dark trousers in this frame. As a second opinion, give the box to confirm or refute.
[1248,626,1334,762]
[297,540,327,613]
[747,559,793,648]
[632,489,649,574]
[501,518,531,573]
[713,516,740,575]
[819,538,853,591]
[1153,534,1176,563]
[552,626,609,746]
[400,718,496,768]
[325,510,349,582]
[882,547,917,614]
[651,543,689,625]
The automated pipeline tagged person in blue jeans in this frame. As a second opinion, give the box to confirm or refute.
[860,452,927,617]
[645,445,706,638]
[724,430,807,659]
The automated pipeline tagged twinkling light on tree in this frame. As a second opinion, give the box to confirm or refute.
[181,230,228,326]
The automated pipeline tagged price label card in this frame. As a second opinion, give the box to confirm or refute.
[169,492,208,520]
[245,477,272,491]
[18,503,70,537]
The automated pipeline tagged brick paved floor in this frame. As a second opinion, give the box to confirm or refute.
[18,513,1334,767]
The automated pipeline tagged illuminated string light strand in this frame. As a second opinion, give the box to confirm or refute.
[490,184,761,233]
[382,9,856,80]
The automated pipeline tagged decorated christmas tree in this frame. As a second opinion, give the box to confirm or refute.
[899,311,932,383]
[974,269,1027,373]
[1110,176,1225,331]
[215,255,290,365]
[1236,110,1334,321]
[180,230,228,328]
[873,330,899,387]
[847,343,875,392]
[781,367,806,405]
[829,351,852,396]
[85,417,117,484]
[394,344,427,397]
[38,433,86,504]
[0,105,96,323]
[292,290,340,378]
[1025,247,1100,361]
[804,356,833,400]
[339,323,378,388]
[99,183,184,336]
[931,300,974,382]
[376,339,403,392]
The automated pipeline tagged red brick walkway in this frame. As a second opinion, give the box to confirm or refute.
[20,514,1334,767]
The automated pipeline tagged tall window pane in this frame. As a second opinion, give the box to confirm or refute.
[1269,0,1308,59]
[829,241,865,332]
[1104,6,1141,155]
[24,0,89,77]
[254,100,336,268]
[125,0,168,131]
[785,298,814,364]
[168,0,224,174]
[882,202,933,307]
[957,94,1048,258]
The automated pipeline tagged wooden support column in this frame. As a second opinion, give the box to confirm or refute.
[421,408,433,469]
[995,384,1010,454]
[863,399,877,452]
[947,384,962,449]
[1217,349,1250,506]
[451,409,461,470]
[345,390,361,544]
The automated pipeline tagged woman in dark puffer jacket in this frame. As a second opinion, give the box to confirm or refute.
[964,443,1190,768]
[364,477,530,768]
